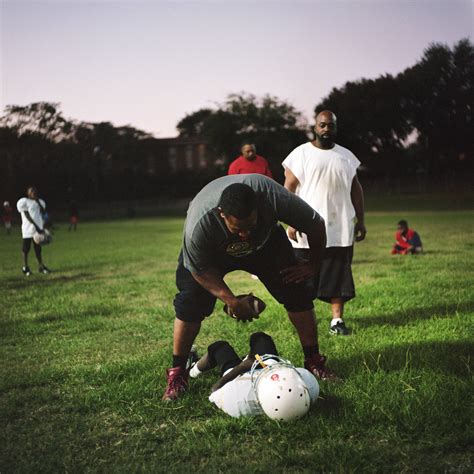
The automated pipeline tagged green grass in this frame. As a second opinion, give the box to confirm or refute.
[1,209,473,473]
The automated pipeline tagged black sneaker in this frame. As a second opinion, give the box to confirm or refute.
[22,266,32,276]
[329,321,350,335]
[38,265,51,274]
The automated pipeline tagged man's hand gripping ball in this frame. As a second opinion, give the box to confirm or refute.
[223,294,266,323]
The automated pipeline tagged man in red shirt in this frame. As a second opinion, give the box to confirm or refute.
[391,220,423,254]
[228,143,273,178]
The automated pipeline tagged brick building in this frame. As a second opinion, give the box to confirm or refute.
[147,136,216,175]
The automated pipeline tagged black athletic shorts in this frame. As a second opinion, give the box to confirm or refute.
[173,225,314,322]
[294,246,355,304]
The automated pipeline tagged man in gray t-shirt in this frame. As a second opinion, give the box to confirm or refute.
[163,174,338,402]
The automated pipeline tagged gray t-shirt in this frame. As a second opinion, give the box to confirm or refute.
[182,174,323,274]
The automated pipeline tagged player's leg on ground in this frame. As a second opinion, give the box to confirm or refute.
[191,340,242,378]
[209,341,242,376]
[249,332,279,358]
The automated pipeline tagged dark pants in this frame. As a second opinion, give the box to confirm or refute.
[294,246,355,303]
[208,332,279,376]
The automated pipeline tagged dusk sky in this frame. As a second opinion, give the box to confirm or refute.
[1,0,472,137]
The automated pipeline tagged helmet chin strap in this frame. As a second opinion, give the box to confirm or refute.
[254,354,268,368]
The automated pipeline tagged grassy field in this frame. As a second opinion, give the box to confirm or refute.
[1,208,473,473]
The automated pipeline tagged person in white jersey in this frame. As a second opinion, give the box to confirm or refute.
[283,111,366,335]
[16,186,51,276]
[189,332,319,419]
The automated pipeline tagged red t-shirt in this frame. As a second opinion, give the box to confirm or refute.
[228,155,273,178]
[395,229,416,249]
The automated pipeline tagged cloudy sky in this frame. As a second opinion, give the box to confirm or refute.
[1,0,472,136]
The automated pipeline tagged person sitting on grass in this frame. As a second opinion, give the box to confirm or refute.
[391,220,423,255]
[189,332,319,420]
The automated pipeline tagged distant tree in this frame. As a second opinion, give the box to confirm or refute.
[399,38,474,173]
[315,38,474,177]
[177,109,214,137]
[176,93,308,180]
[0,102,76,142]
[0,102,157,202]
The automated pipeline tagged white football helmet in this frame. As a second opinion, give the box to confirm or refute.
[3,201,9,207]
[33,229,53,245]
[251,355,316,422]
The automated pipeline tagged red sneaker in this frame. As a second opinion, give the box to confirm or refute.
[304,353,340,382]
[162,366,189,401]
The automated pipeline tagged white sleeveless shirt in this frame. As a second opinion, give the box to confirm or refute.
[283,142,360,248]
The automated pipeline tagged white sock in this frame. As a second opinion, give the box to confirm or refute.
[189,363,202,378]
[331,318,343,327]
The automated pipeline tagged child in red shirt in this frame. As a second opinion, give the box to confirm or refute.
[391,220,423,254]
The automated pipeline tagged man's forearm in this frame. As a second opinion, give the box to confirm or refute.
[192,269,236,306]
[24,211,40,231]
[351,178,365,222]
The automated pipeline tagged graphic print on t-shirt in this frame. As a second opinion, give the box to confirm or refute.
[225,240,254,257]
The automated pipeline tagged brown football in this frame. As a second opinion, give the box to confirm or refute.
[223,294,266,321]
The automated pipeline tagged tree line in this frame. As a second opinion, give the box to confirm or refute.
[1,39,472,205]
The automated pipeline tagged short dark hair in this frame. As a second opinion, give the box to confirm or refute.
[219,183,257,219]
[398,220,408,227]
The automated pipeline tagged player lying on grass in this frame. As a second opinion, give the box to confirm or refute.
[189,332,319,420]
[163,174,338,402]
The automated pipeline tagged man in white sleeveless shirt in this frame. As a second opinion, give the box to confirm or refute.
[283,111,366,335]
[16,186,51,276]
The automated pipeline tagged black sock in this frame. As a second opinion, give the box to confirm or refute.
[172,355,188,369]
[303,345,319,358]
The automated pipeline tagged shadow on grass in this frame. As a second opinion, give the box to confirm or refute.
[336,340,472,378]
[4,272,97,290]
[355,300,474,328]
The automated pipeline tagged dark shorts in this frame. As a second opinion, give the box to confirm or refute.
[174,225,314,323]
[22,238,41,254]
[294,246,355,304]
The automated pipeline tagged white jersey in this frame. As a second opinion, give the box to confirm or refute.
[209,363,318,418]
[283,142,360,248]
[17,197,45,238]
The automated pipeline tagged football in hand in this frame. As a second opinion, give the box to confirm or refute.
[223,294,266,322]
